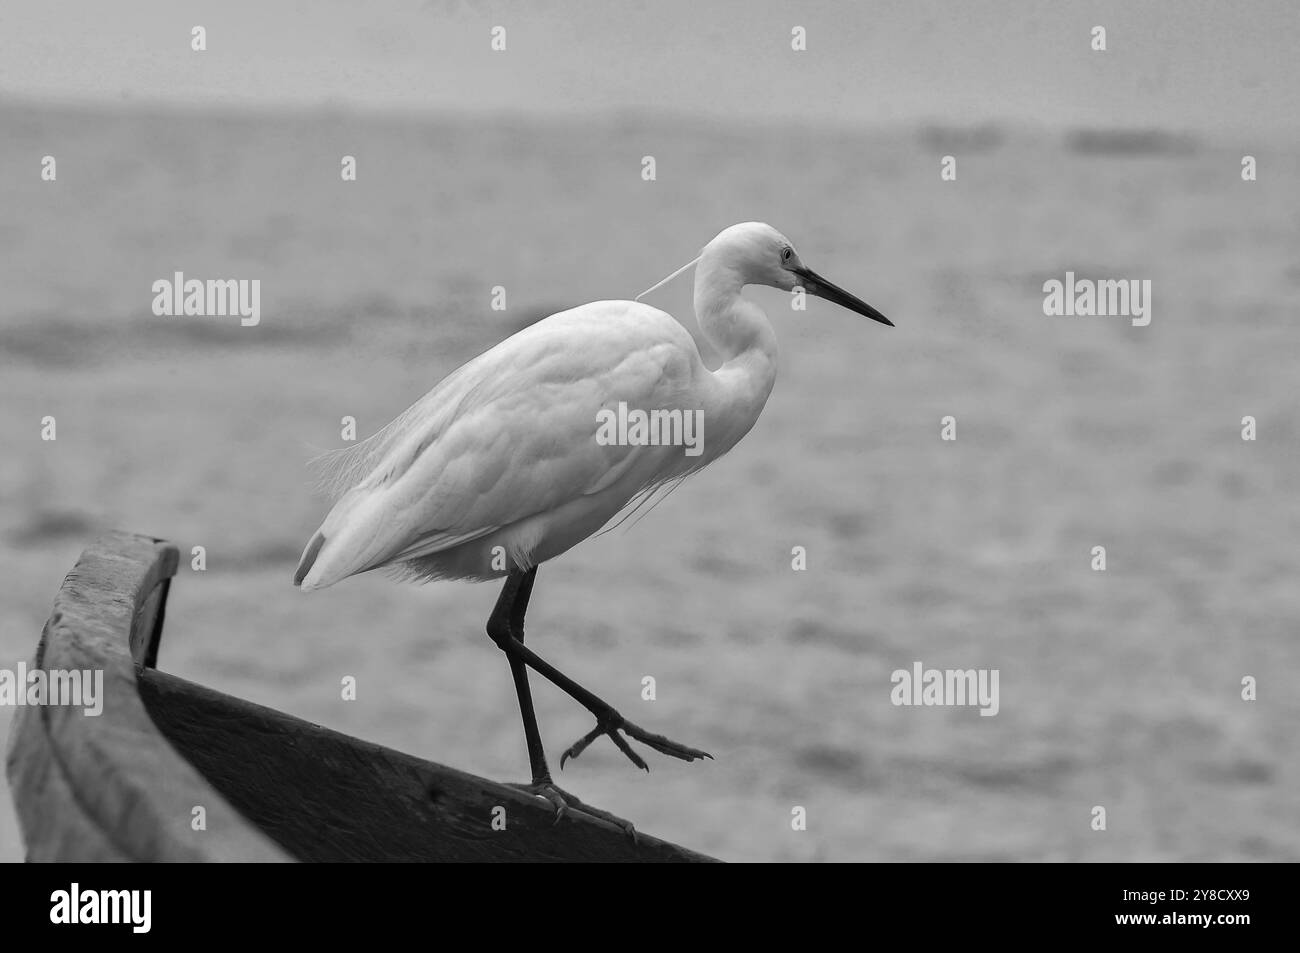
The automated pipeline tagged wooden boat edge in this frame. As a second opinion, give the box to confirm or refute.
[5,531,292,862]
[6,532,721,862]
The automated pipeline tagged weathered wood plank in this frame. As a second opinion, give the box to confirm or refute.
[6,532,720,862]
[5,532,290,862]
[139,668,717,862]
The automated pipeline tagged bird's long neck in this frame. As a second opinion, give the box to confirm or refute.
[694,259,775,363]
[692,257,779,456]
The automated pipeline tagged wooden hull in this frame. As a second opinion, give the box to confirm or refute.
[6,532,717,862]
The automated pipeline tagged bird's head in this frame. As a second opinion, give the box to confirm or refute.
[701,222,893,327]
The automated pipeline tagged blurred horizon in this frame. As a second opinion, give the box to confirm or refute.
[2,0,1298,135]
[6,91,1296,146]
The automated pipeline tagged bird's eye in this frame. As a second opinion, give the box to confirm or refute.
[781,248,793,262]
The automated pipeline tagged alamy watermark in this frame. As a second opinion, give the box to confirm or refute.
[1043,271,1151,327]
[50,884,150,933]
[152,272,261,326]
[0,662,104,716]
[891,661,999,716]
[595,402,704,457]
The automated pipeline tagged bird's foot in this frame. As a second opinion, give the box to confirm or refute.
[508,779,639,842]
[559,712,712,772]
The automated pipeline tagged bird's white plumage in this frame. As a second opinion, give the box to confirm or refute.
[296,223,812,591]
[301,300,745,587]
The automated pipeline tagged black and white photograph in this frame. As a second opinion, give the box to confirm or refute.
[0,0,1293,908]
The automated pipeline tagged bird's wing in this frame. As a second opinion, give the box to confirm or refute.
[309,300,705,577]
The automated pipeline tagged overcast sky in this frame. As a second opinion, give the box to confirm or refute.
[1,0,1295,133]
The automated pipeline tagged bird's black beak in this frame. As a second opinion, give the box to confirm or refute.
[793,266,894,327]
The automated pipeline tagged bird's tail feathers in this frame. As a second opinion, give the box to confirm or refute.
[294,487,389,589]
[293,531,327,588]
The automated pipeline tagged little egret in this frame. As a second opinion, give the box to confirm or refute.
[295,222,892,828]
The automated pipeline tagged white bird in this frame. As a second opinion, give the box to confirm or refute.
[295,222,892,828]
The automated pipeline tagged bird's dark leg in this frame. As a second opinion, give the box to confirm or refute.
[484,568,710,826]
[498,632,712,771]
[487,568,683,838]
[488,567,550,783]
